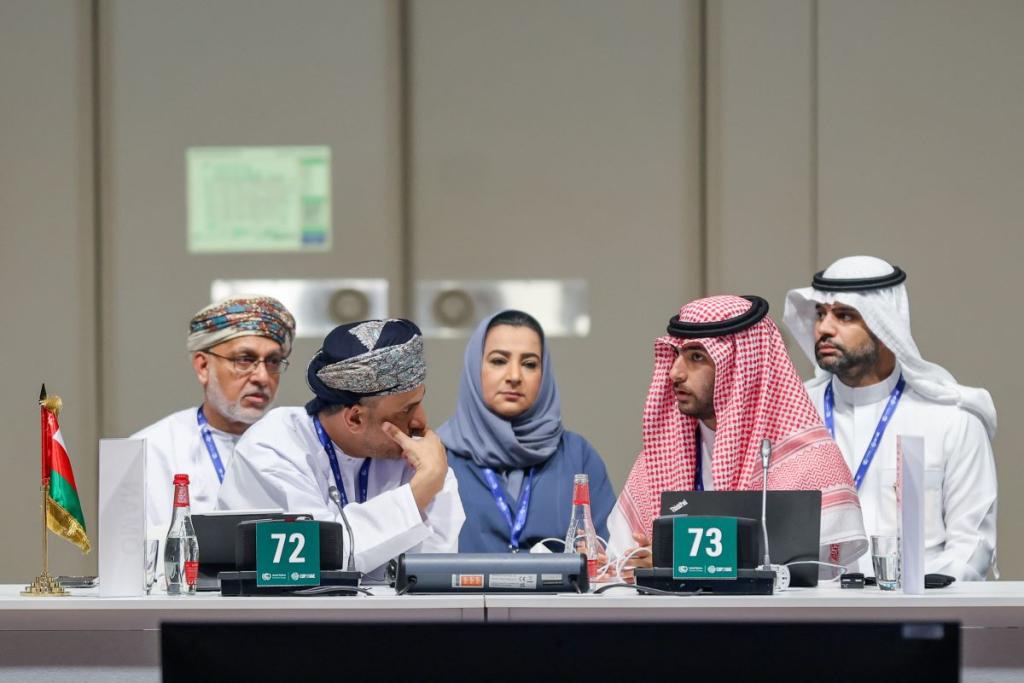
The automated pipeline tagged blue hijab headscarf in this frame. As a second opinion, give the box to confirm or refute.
[438,311,564,470]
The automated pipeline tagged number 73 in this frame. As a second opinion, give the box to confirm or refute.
[687,527,723,557]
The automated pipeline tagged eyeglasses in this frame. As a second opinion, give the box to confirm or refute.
[203,350,290,375]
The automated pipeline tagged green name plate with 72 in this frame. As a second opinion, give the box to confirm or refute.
[256,520,321,587]
[672,516,738,580]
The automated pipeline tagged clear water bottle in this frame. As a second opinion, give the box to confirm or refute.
[564,473,599,580]
[164,473,199,595]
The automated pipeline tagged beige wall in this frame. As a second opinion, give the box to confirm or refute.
[1,0,1021,581]
[0,0,97,581]
[99,0,404,439]
[410,0,703,489]
[709,0,1024,576]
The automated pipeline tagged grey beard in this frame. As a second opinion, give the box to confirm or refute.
[816,340,879,385]
[206,371,267,426]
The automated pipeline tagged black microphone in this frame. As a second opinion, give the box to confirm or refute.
[328,485,357,572]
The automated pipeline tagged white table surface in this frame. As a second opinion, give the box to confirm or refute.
[484,579,1024,627]
[0,584,486,630]
[2,581,1024,683]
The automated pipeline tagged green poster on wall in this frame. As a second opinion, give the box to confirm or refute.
[187,146,331,253]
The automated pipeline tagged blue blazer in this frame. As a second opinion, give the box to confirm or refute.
[448,431,615,553]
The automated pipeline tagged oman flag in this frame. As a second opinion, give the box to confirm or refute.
[40,386,91,553]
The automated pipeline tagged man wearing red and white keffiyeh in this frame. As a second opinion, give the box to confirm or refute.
[607,295,868,571]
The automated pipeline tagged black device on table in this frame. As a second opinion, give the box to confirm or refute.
[217,517,359,596]
[634,514,775,595]
[842,573,957,589]
[389,552,590,594]
[191,511,288,591]
[192,511,359,595]
[659,489,823,587]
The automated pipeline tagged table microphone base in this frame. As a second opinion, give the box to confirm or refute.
[634,567,775,595]
[218,570,361,596]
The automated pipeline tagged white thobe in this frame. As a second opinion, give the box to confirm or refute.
[216,406,465,577]
[606,424,715,556]
[808,366,997,580]
[132,407,238,541]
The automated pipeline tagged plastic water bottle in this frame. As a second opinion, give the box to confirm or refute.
[164,473,199,595]
[564,473,599,579]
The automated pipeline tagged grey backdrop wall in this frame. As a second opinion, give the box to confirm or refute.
[1,0,1019,583]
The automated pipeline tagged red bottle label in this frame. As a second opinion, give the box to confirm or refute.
[572,483,591,506]
[184,561,199,586]
[173,485,190,508]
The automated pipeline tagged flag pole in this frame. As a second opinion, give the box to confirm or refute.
[42,483,48,577]
[23,385,67,596]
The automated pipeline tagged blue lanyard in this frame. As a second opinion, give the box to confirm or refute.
[824,374,906,490]
[693,426,704,491]
[480,467,535,551]
[312,415,370,506]
[196,406,227,484]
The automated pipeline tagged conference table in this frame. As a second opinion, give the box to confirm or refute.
[1,581,1023,682]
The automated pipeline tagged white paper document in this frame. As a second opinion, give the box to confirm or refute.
[897,434,926,595]
[98,438,146,597]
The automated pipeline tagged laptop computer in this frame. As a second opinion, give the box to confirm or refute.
[660,490,822,587]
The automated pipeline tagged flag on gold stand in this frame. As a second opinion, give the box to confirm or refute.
[23,384,90,596]
[40,386,90,553]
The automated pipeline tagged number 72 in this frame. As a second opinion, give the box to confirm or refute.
[270,532,307,564]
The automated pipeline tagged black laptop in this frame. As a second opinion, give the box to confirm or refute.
[660,490,822,587]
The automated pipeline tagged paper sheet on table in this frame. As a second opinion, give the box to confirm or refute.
[897,434,925,594]
[99,438,146,597]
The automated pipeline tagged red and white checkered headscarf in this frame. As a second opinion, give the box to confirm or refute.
[617,295,866,558]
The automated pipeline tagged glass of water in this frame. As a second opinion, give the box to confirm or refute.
[870,535,901,591]
[144,539,160,594]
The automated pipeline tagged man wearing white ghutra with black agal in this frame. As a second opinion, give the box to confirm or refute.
[217,319,465,578]
[784,256,997,581]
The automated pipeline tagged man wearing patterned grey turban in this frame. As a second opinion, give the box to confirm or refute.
[217,319,465,578]
[133,296,296,545]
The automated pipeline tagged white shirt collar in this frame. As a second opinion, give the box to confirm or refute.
[698,420,716,451]
[832,361,902,407]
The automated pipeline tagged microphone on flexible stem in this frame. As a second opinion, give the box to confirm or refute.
[756,438,790,591]
[328,485,357,573]
[760,438,772,569]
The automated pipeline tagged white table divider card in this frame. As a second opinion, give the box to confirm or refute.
[98,438,147,597]
[897,434,926,595]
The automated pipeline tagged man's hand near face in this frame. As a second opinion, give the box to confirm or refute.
[382,421,448,512]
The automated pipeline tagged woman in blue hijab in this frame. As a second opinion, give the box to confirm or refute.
[438,310,615,553]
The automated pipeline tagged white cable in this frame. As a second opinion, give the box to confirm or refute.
[614,546,652,579]
[594,546,639,580]
[534,538,566,551]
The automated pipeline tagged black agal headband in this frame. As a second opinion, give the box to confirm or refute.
[812,266,906,292]
[667,295,770,339]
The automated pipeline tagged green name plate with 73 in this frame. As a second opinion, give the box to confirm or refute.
[672,516,738,580]
[256,520,321,587]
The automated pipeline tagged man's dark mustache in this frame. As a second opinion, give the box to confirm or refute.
[815,337,848,354]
